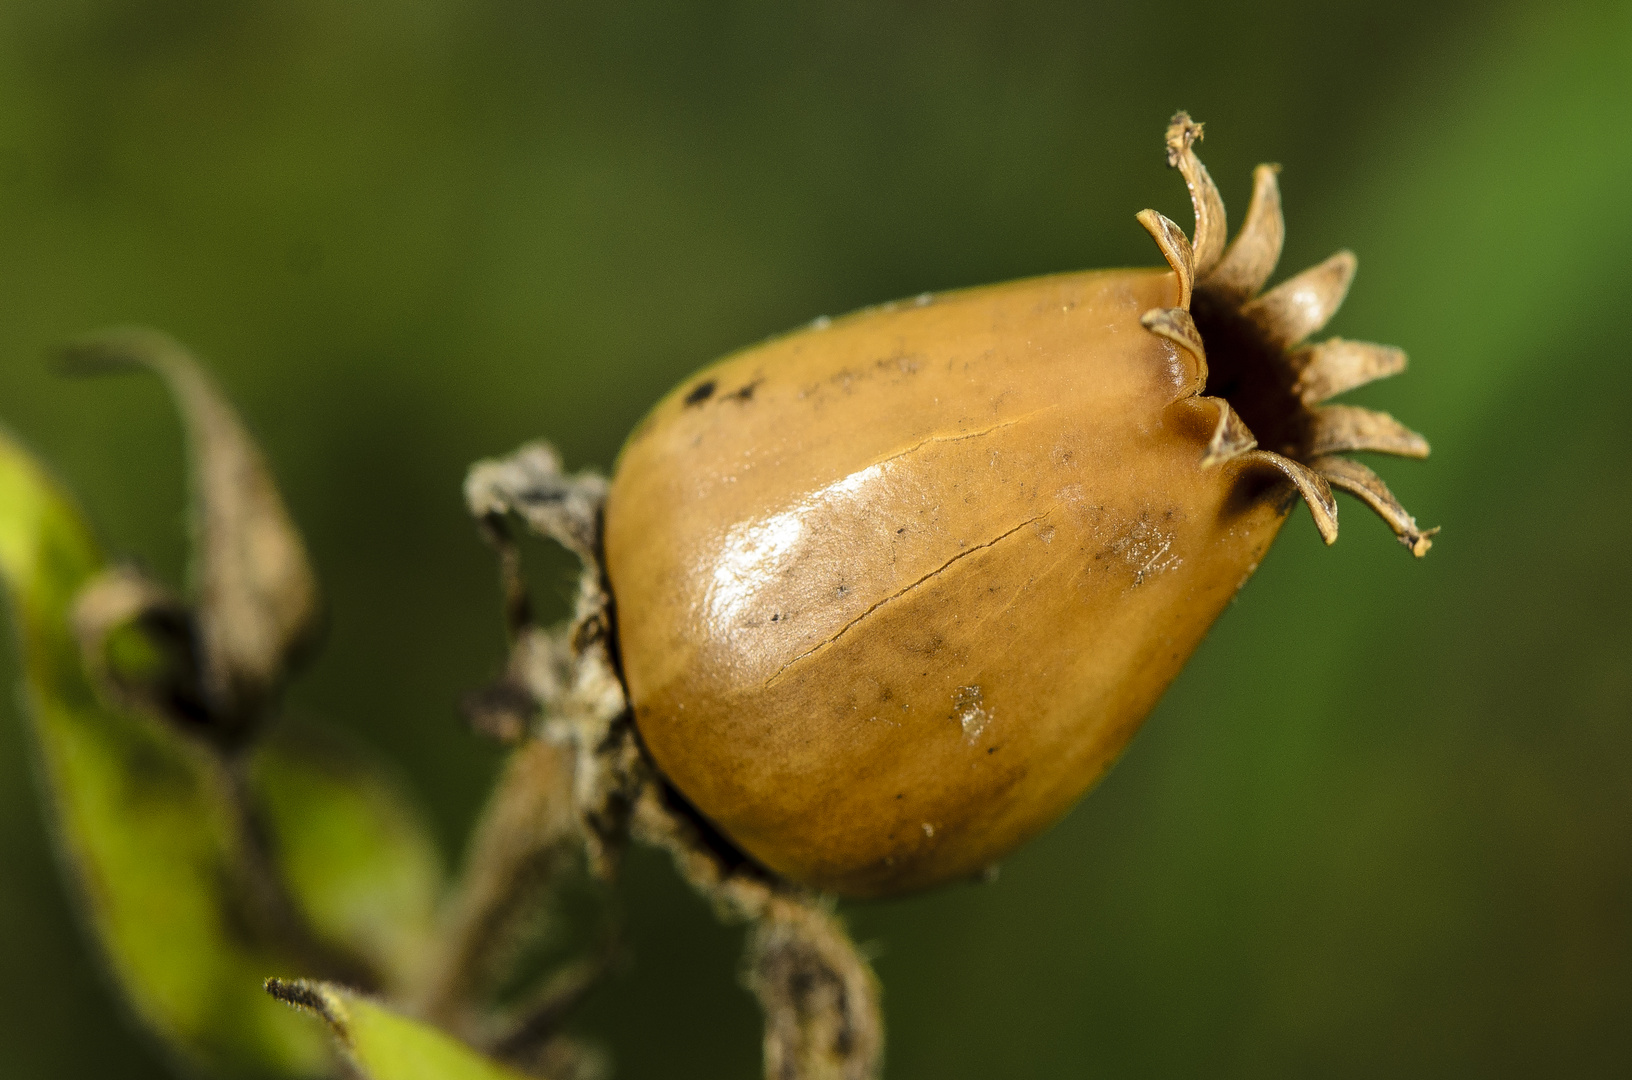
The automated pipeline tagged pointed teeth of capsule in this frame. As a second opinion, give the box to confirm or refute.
[1163,112,1228,279]
[1137,209,1195,309]
[1289,338,1408,405]
[1305,404,1431,459]
[1249,451,1339,544]
[1199,398,1257,468]
[1140,306,1208,392]
[1241,251,1356,350]
[1201,164,1284,305]
[1311,455,1438,557]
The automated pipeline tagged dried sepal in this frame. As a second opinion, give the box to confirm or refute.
[1310,455,1437,557]
[1136,209,1195,309]
[465,441,607,569]
[1246,451,1339,544]
[1240,250,1357,350]
[1200,398,1257,468]
[1289,338,1408,405]
[463,443,633,868]
[1202,163,1284,304]
[59,327,320,739]
[1140,306,1207,364]
[1164,112,1228,277]
[1305,404,1431,459]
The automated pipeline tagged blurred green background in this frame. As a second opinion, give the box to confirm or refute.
[2,1,1629,1076]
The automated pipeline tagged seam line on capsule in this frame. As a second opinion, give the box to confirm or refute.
[763,513,1048,688]
[863,408,1058,473]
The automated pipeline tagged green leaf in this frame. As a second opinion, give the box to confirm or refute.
[251,723,445,995]
[0,428,331,1078]
[267,979,533,1080]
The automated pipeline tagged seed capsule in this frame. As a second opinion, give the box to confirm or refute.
[604,114,1432,898]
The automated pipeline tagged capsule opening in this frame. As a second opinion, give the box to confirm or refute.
[1136,112,1435,557]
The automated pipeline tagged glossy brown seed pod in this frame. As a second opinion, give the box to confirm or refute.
[604,114,1432,898]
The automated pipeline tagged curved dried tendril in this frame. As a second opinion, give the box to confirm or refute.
[455,441,886,1080]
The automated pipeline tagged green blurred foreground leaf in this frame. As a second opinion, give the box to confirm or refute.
[253,724,444,995]
[0,427,330,1077]
[1,330,453,1075]
[267,980,533,1080]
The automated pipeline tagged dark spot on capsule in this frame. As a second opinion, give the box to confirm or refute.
[896,527,906,534]
[684,380,716,406]
[725,379,762,402]
[895,793,904,799]
[770,613,780,622]
[987,746,998,754]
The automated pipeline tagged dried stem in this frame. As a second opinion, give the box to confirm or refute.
[413,737,582,1038]
[749,900,882,1080]
[632,781,884,1080]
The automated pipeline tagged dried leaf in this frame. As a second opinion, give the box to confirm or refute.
[464,442,606,570]
[1306,404,1432,459]
[414,739,582,1030]
[59,327,320,741]
[1139,307,1208,394]
[0,428,329,1077]
[267,979,534,1080]
[1299,404,1429,460]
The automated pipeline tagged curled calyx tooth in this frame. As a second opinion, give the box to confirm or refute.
[1241,251,1356,351]
[1309,456,1437,556]
[1249,452,1340,543]
[1290,339,1407,405]
[1135,113,1434,555]
[1304,404,1431,460]
[1200,399,1257,468]
[1137,209,1196,309]
[1164,112,1227,277]
[1203,163,1284,304]
[1140,307,1208,394]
